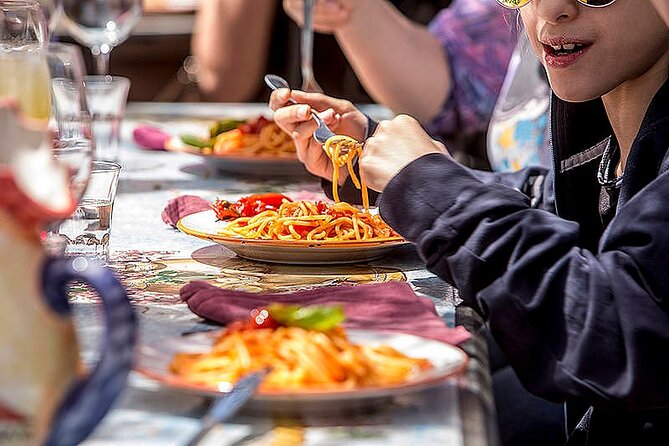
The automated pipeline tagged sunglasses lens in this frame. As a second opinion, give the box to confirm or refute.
[496,0,616,8]
[578,0,616,5]
[496,0,531,9]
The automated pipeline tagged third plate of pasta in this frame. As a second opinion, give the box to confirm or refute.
[136,310,467,405]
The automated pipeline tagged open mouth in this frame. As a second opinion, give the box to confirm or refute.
[542,42,591,57]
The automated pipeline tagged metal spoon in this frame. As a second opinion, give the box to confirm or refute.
[300,0,323,93]
[264,73,335,144]
[185,369,267,446]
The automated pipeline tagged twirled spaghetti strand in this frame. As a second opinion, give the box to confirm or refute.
[322,135,369,211]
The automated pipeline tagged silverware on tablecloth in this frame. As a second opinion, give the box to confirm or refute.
[185,369,268,446]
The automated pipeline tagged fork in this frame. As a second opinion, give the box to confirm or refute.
[300,0,323,93]
[264,74,336,144]
[185,369,267,446]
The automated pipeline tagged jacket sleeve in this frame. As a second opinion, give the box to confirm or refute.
[379,153,669,410]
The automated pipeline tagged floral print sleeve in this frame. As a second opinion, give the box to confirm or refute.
[426,0,516,137]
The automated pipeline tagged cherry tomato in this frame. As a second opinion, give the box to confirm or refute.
[244,308,279,330]
[235,193,292,217]
[213,193,292,220]
[212,198,241,220]
[237,116,271,134]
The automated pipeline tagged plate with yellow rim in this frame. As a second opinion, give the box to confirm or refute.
[176,210,408,264]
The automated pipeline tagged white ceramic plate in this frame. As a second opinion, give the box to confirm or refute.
[163,126,308,177]
[167,138,308,177]
[136,329,468,404]
[177,210,408,264]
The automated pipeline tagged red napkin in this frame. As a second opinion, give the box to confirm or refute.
[162,195,211,228]
[180,281,470,345]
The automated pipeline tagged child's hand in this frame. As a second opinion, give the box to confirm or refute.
[269,89,367,181]
[361,114,447,192]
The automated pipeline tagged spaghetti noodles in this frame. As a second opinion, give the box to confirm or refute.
[217,199,400,242]
[322,135,369,210]
[169,324,432,391]
[209,122,296,158]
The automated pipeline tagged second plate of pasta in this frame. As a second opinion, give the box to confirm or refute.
[163,116,309,177]
[177,209,408,264]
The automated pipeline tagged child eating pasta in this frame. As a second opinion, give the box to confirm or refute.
[270,0,669,443]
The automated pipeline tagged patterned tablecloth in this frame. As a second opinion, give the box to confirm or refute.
[75,103,496,446]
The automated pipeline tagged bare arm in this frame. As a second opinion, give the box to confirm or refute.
[336,1,450,123]
[284,0,450,123]
[192,0,278,102]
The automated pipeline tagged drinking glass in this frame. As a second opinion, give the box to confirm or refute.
[0,0,48,49]
[47,42,94,210]
[0,44,92,244]
[60,0,142,75]
[57,160,121,262]
[84,74,130,162]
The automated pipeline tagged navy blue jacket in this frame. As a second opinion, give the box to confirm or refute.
[361,82,669,444]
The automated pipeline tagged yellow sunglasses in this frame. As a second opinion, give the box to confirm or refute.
[496,0,617,9]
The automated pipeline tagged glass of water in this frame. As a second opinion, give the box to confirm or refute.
[84,74,130,162]
[57,160,121,262]
[59,0,142,75]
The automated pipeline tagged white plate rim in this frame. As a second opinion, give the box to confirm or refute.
[136,328,468,403]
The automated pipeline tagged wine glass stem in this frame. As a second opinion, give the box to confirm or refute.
[93,50,110,75]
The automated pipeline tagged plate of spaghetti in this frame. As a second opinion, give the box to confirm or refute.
[164,116,307,176]
[176,193,407,264]
[136,304,467,404]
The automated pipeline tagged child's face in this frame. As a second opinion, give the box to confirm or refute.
[520,0,669,102]
[651,0,669,27]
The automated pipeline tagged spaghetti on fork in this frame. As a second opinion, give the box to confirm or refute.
[322,135,368,211]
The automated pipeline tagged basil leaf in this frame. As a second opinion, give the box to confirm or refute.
[268,304,345,331]
[209,119,245,138]
[180,134,212,149]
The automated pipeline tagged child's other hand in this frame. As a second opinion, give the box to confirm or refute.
[361,114,447,192]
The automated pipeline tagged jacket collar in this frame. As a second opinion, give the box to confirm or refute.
[548,78,669,243]
[550,79,669,172]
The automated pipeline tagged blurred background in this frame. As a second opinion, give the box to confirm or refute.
[55,0,452,103]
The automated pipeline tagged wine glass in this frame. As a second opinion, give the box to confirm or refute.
[36,0,62,33]
[60,0,142,75]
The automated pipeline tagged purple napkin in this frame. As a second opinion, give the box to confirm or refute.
[162,195,211,228]
[133,125,171,150]
[180,281,470,345]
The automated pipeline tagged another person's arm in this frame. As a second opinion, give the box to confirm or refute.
[284,0,448,122]
[192,0,278,102]
[283,0,515,131]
